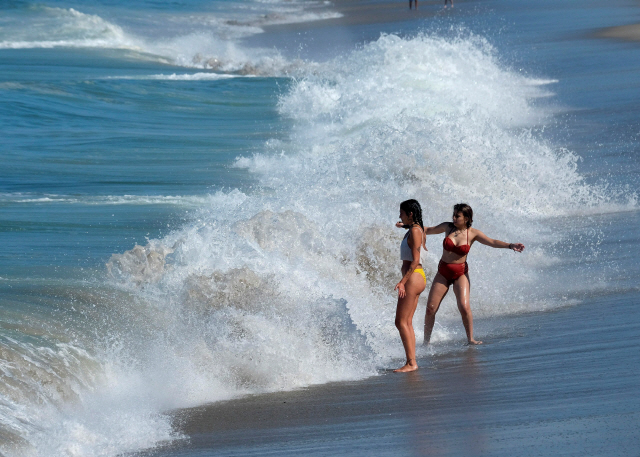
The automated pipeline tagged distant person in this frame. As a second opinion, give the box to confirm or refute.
[444,0,453,7]
[422,204,524,345]
[409,0,418,10]
[393,200,427,372]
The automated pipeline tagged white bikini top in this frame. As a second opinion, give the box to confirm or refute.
[400,230,426,263]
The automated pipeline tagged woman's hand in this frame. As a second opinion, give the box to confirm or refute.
[509,243,525,252]
[395,282,406,298]
[395,222,404,228]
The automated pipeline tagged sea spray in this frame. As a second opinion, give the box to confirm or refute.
[0,31,625,457]
[0,298,178,457]
[106,31,617,409]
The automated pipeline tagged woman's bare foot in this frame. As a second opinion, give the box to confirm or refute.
[393,360,418,372]
[467,339,483,345]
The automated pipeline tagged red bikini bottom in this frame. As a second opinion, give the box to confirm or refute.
[438,260,468,286]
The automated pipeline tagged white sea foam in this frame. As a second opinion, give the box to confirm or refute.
[107,73,249,81]
[0,7,142,50]
[0,335,179,457]
[525,78,560,85]
[146,31,305,75]
[1,32,634,457]
[0,2,327,75]
[0,193,215,206]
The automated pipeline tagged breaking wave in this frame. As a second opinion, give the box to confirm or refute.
[0,1,334,75]
[1,31,633,457]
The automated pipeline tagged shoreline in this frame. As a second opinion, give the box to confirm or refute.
[141,294,640,457]
[261,0,443,33]
[596,23,640,41]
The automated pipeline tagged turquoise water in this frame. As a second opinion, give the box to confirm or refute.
[0,50,283,271]
[0,0,639,455]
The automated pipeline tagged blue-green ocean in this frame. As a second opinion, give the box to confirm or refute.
[1,0,639,455]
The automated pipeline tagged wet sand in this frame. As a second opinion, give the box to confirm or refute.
[246,0,450,64]
[142,293,640,457]
[262,0,441,32]
[597,23,640,41]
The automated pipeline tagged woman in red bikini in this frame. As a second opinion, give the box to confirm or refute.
[423,203,524,345]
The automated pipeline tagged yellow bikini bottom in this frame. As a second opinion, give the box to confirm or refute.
[414,267,426,284]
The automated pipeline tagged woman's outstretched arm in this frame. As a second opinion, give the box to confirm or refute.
[472,229,525,252]
[424,222,450,235]
[395,221,448,234]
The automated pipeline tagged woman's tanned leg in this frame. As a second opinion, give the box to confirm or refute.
[423,273,449,345]
[453,273,482,344]
[394,272,426,372]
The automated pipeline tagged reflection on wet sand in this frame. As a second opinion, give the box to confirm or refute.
[400,348,487,456]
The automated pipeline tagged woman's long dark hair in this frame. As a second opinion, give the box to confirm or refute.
[453,203,473,228]
[400,199,424,231]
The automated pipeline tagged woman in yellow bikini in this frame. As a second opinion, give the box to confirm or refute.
[393,199,427,372]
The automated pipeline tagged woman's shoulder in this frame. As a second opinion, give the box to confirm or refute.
[409,225,423,236]
[468,227,484,240]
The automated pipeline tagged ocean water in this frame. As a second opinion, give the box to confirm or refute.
[0,0,639,456]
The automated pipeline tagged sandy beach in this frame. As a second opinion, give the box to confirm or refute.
[261,0,439,32]
[597,23,640,41]
[142,291,640,457]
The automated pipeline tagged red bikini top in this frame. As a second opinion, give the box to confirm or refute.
[443,226,471,256]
